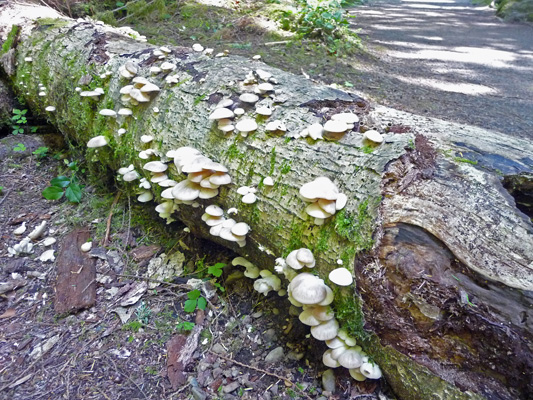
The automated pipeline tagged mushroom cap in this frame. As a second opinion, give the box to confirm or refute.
[317,198,337,215]
[300,176,339,202]
[265,120,286,132]
[234,107,245,116]
[311,305,335,321]
[310,318,340,341]
[235,118,258,133]
[308,123,324,140]
[360,361,382,380]
[161,62,177,71]
[231,222,250,236]
[263,176,274,186]
[241,192,257,204]
[143,161,168,173]
[199,187,219,199]
[335,193,348,211]
[87,135,108,148]
[150,172,168,183]
[323,349,341,368]
[329,268,354,286]
[324,120,349,133]
[129,88,151,102]
[286,250,303,270]
[256,106,272,116]
[289,273,327,305]
[216,98,234,109]
[318,285,335,306]
[132,76,150,86]
[326,337,346,349]
[331,112,359,124]
[118,108,133,116]
[257,82,274,93]
[124,61,138,74]
[305,202,333,219]
[363,129,384,144]
[45,106,56,112]
[123,170,140,182]
[205,205,224,217]
[349,368,367,382]
[239,93,259,104]
[137,191,153,203]
[140,82,161,93]
[299,310,321,326]
[209,107,235,120]
[120,85,134,95]
[141,135,154,143]
[338,349,363,369]
[296,248,315,267]
[99,109,117,117]
[171,180,200,201]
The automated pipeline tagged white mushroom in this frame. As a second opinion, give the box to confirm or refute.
[329,268,353,286]
[363,129,384,144]
[99,109,117,117]
[87,136,108,148]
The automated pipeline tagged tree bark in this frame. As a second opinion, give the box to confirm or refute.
[1,3,532,399]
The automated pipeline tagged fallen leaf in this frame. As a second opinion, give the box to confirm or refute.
[8,373,33,388]
[0,308,16,319]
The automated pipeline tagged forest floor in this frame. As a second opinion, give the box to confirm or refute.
[1,0,532,399]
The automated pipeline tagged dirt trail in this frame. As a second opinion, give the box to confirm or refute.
[348,0,533,139]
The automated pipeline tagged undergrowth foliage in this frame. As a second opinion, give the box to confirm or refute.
[281,0,360,53]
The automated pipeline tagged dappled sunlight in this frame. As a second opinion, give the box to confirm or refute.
[389,46,519,69]
[392,75,498,95]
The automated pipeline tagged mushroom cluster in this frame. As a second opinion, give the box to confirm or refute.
[202,205,251,247]
[120,77,160,105]
[297,112,359,141]
[161,147,231,203]
[299,177,347,225]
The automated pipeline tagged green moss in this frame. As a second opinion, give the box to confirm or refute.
[35,18,70,29]
[280,159,292,174]
[1,25,20,56]
[335,292,368,342]
[285,219,305,256]
[453,157,478,165]
[314,224,332,253]
[225,142,245,161]
[334,198,376,251]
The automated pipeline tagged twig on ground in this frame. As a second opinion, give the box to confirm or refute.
[102,192,121,246]
[207,350,313,400]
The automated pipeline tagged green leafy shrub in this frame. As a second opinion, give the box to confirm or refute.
[281,0,359,53]
[184,289,207,313]
[42,159,83,203]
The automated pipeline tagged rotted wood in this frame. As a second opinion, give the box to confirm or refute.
[1,3,532,399]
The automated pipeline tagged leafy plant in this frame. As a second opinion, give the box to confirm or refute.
[135,301,152,324]
[33,146,49,159]
[0,186,4,195]
[42,159,83,203]
[184,289,207,313]
[176,321,195,332]
[13,143,26,152]
[208,262,226,292]
[11,109,27,135]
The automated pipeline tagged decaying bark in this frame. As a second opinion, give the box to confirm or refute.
[1,3,532,399]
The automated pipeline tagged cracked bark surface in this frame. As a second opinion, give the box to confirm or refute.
[0,3,532,399]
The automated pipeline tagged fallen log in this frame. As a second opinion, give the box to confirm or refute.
[0,3,531,399]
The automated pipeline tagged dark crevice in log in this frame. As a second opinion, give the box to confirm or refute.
[502,173,533,219]
[358,222,533,400]
[453,141,533,175]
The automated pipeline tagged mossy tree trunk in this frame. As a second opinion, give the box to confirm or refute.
[1,3,532,399]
